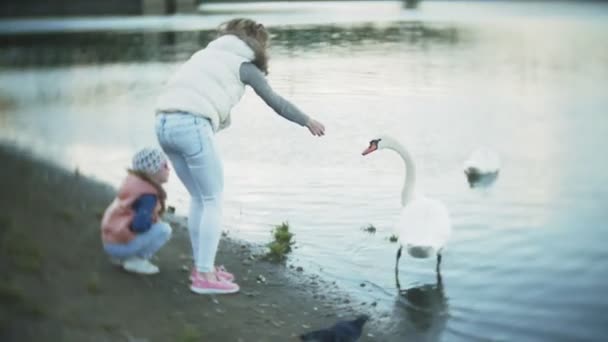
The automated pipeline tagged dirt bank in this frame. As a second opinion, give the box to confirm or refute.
[0,144,376,342]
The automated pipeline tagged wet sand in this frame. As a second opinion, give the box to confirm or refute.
[0,144,375,341]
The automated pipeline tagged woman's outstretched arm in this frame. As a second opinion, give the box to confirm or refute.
[240,62,325,136]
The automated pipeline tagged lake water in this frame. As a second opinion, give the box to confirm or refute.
[1,1,608,341]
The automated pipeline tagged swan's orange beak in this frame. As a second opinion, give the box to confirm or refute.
[362,145,377,156]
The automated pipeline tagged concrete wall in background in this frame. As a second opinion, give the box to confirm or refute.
[0,0,198,17]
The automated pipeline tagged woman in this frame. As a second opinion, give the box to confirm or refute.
[155,18,325,294]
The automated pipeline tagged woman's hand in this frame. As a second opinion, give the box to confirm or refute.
[306,118,325,137]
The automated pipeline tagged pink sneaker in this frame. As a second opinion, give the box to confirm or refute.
[215,265,235,282]
[190,266,235,282]
[190,273,239,295]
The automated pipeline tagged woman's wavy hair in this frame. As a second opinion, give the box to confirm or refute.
[217,18,270,75]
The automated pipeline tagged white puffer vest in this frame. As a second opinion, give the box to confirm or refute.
[155,35,255,132]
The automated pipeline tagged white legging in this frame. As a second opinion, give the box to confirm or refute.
[155,112,223,273]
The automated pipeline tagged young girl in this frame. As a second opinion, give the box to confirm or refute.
[101,147,172,275]
[155,18,325,294]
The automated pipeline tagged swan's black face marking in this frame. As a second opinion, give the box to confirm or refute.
[362,139,381,156]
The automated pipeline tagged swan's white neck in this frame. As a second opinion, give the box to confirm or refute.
[381,137,416,206]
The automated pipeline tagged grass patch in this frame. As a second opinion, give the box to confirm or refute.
[1,229,42,273]
[86,273,101,295]
[0,282,24,306]
[0,215,12,239]
[264,222,295,262]
[55,209,75,223]
[20,301,46,317]
[13,253,42,272]
[0,282,46,317]
[0,315,7,336]
[176,323,201,342]
[99,322,118,333]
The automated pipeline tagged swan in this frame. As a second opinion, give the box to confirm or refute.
[362,135,452,281]
[463,147,500,186]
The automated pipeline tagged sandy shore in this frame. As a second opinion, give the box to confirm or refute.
[0,144,376,341]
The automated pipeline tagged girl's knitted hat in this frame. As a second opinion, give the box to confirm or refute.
[132,147,166,175]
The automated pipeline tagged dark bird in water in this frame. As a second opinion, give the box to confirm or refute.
[299,315,370,342]
[465,169,499,188]
[463,147,501,188]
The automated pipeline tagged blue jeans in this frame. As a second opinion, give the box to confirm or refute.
[104,221,172,259]
[155,112,223,273]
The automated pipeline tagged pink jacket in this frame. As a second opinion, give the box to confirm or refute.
[101,173,162,244]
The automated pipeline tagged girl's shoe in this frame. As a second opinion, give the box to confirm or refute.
[190,265,235,282]
[190,273,239,295]
[122,258,159,275]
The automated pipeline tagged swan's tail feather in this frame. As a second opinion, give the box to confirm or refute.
[406,245,434,258]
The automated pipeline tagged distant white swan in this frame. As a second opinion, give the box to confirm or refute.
[463,147,501,186]
[362,135,452,280]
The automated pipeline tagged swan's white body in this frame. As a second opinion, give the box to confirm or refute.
[464,147,501,175]
[397,196,451,258]
[363,135,452,259]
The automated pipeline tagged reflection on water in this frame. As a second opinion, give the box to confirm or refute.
[384,273,447,341]
[1,2,608,341]
[0,22,460,68]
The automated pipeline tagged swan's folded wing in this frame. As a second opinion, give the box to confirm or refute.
[396,199,451,249]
